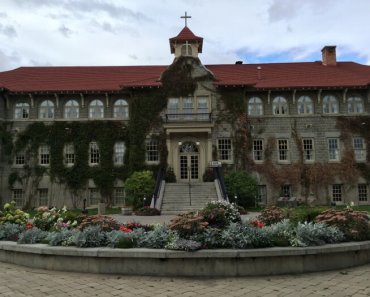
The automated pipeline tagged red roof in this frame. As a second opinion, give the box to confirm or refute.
[1,62,370,93]
[169,26,203,53]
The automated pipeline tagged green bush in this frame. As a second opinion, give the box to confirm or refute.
[0,201,29,225]
[125,170,155,210]
[0,223,25,241]
[284,206,327,225]
[224,171,258,208]
[201,201,241,228]
[17,228,48,244]
[134,207,161,216]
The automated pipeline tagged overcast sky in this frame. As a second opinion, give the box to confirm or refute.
[0,0,369,71]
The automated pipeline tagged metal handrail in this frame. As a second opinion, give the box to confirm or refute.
[152,167,165,208]
[213,166,228,201]
[165,112,212,122]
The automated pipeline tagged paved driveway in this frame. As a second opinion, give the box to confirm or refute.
[1,262,370,296]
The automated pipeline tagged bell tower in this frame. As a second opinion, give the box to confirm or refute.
[169,12,203,58]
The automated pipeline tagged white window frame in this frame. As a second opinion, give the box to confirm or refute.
[64,143,75,166]
[166,96,210,121]
[332,184,342,202]
[272,96,288,115]
[297,96,313,114]
[277,139,289,162]
[302,138,315,162]
[328,138,340,161]
[12,189,24,208]
[145,139,159,163]
[113,187,125,206]
[347,96,364,114]
[14,102,30,119]
[181,44,192,56]
[353,137,366,162]
[281,185,291,197]
[89,142,100,165]
[64,100,79,119]
[323,95,338,114]
[39,144,50,166]
[14,151,25,166]
[114,142,125,166]
[39,100,55,119]
[38,188,49,206]
[253,139,264,162]
[113,99,129,119]
[248,97,263,115]
[217,138,233,162]
[358,184,368,202]
[89,99,104,119]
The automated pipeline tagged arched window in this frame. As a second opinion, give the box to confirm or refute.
[347,96,364,113]
[64,100,79,119]
[89,99,104,118]
[39,100,54,119]
[297,96,313,114]
[181,44,192,56]
[272,96,288,115]
[14,102,30,119]
[113,99,129,119]
[323,95,338,114]
[248,97,263,115]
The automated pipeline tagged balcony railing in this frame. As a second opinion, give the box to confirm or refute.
[165,113,212,122]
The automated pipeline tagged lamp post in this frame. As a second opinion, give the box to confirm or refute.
[143,195,147,208]
[234,194,238,206]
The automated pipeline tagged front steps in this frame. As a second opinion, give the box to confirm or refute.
[160,182,217,215]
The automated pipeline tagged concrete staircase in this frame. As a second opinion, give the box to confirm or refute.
[160,182,218,214]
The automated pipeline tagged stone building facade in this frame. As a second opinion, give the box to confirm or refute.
[1,25,370,208]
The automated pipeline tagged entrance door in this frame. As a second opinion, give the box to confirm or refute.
[179,142,199,181]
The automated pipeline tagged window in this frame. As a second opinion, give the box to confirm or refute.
[323,95,338,114]
[183,97,193,118]
[12,189,24,208]
[89,188,101,205]
[146,139,159,162]
[281,185,291,197]
[114,142,125,165]
[302,138,314,162]
[89,99,104,118]
[278,139,289,161]
[257,185,267,205]
[113,188,125,205]
[197,97,208,120]
[218,139,232,161]
[253,139,264,161]
[181,44,192,56]
[248,97,263,115]
[353,137,366,161]
[272,96,288,115]
[64,100,79,119]
[328,138,339,161]
[332,184,342,202]
[14,152,25,166]
[347,96,364,114]
[89,142,100,165]
[39,144,50,165]
[167,98,179,120]
[39,100,54,119]
[113,99,129,119]
[64,144,75,166]
[297,96,313,114]
[38,188,48,206]
[14,102,30,119]
[358,184,368,202]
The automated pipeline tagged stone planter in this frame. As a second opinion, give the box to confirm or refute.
[121,206,132,215]
[98,202,106,215]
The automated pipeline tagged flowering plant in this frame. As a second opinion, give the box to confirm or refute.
[0,201,29,225]
[119,226,133,233]
[249,219,265,228]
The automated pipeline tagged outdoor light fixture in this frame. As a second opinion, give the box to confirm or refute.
[196,141,200,145]
[178,141,182,146]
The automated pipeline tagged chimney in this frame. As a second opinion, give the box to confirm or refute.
[321,46,336,66]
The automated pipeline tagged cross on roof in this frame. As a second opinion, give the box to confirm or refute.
[181,12,191,27]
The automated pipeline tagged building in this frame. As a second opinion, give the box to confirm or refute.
[0,23,370,209]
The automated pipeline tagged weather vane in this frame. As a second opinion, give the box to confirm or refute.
[181,12,191,27]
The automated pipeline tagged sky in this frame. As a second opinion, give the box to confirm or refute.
[0,0,370,71]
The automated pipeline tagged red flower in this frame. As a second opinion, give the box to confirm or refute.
[250,219,264,228]
[25,223,33,230]
[119,226,133,233]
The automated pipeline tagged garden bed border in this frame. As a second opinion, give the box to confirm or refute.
[1,241,370,276]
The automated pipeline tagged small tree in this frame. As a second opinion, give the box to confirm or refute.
[125,170,155,210]
[224,171,258,208]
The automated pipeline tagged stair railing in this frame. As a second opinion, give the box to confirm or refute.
[213,166,228,202]
[152,167,165,208]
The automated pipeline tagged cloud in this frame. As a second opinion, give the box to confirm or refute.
[129,54,138,60]
[0,50,20,71]
[30,59,52,66]
[2,25,17,38]
[58,25,73,38]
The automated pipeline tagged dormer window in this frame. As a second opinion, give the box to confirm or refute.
[181,44,192,56]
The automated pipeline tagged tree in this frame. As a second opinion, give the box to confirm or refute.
[224,171,258,208]
[125,170,155,210]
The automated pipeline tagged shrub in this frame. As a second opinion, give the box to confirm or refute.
[125,170,155,209]
[106,230,135,248]
[189,227,222,249]
[202,168,215,182]
[258,206,285,225]
[18,228,48,244]
[315,208,370,241]
[136,225,173,249]
[264,219,294,246]
[166,235,202,251]
[134,207,161,216]
[0,201,29,225]
[224,171,258,208]
[78,215,120,232]
[0,222,25,241]
[32,206,77,231]
[201,201,241,228]
[74,226,106,248]
[169,212,208,238]
[284,206,327,225]
[47,229,79,246]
